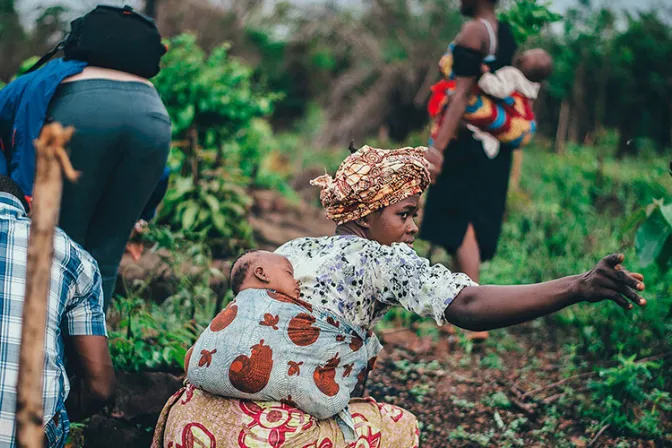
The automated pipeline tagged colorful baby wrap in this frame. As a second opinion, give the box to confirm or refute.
[186,289,382,423]
[428,42,536,150]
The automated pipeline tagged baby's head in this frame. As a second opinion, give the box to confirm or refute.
[515,49,553,83]
[230,250,300,299]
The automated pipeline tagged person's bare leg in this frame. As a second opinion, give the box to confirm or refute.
[454,223,489,342]
[455,223,481,282]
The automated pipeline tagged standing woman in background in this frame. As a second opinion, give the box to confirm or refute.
[422,0,517,341]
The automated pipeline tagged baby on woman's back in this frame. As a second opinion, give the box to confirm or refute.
[185,250,379,422]
[465,48,554,156]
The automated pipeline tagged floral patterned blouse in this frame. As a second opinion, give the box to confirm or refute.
[276,235,477,329]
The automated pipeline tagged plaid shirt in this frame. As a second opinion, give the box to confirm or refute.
[0,193,107,447]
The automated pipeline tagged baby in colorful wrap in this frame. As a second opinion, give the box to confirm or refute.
[429,48,553,158]
[185,250,380,435]
[467,48,553,157]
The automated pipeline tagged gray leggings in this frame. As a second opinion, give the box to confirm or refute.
[48,79,171,309]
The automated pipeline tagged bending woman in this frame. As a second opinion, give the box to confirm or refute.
[152,145,645,448]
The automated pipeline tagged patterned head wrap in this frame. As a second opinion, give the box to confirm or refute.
[311,145,430,225]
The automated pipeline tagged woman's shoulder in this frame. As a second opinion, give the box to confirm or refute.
[455,19,491,51]
[276,236,413,266]
[277,235,375,252]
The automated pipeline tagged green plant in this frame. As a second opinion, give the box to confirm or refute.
[480,352,504,370]
[152,32,279,251]
[482,391,512,409]
[108,226,223,372]
[65,421,86,448]
[108,295,200,372]
[409,383,433,403]
[451,397,476,410]
[154,33,275,139]
[580,354,672,438]
[157,169,254,256]
[145,225,227,321]
[498,0,562,44]
[448,426,493,447]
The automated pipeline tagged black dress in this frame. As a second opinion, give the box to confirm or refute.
[420,21,518,261]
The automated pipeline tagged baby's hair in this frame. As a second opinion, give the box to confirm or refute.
[348,140,357,154]
[518,49,553,83]
[229,249,261,295]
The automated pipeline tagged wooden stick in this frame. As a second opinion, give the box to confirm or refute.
[588,423,611,447]
[15,123,77,448]
[520,371,596,399]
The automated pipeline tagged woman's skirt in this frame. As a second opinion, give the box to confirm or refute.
[151,385,419,448]
[420,131,513,261]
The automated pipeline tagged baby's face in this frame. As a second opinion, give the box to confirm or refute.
[257,253,301,299]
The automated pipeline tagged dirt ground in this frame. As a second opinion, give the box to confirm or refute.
[368,324,669,447]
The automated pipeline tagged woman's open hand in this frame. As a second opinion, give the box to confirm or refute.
[575,254,646,310]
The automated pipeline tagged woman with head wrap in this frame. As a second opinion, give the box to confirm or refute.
[153,145,645,448]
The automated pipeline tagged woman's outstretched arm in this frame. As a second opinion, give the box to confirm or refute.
[444,254,646,331]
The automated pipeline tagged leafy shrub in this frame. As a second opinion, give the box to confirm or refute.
[580,354,672,438]
[108,295,200,372]
[499,0,563,44]
[153,33,275,139]
[109,227,225,372]
[152,33,280,250]
[157,168,254,257]
[485,145,672,360]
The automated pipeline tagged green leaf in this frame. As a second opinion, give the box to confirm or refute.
[203,194,220,213]
[619,206,648,239]
[660,203,672,227]
[635,207,672,267]
[221,202,247,216]
[182,203,200,230]
[212,212,228,235]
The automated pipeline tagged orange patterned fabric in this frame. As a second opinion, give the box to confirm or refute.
[185,289,382,433]
[151,385,420,448]
[311,145,430,225]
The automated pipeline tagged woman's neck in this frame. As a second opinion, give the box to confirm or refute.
[335,222,367,239]
[474,5,497,22]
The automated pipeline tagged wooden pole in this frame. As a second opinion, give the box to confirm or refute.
[15,123,78,448]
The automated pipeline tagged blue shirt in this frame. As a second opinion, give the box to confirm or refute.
[0,59,87,197]
[0,193,107,447]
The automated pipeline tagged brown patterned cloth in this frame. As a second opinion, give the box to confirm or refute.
[311,145,430,225]
[151,384,420,448]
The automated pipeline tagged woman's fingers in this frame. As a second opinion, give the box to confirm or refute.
[610,265,644,291]
[605,275,647,308]
[603,290,632,310]
[609,266,647,306]
[618,285,647,307]
[604,253,625,267]
[626,272,644,282]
